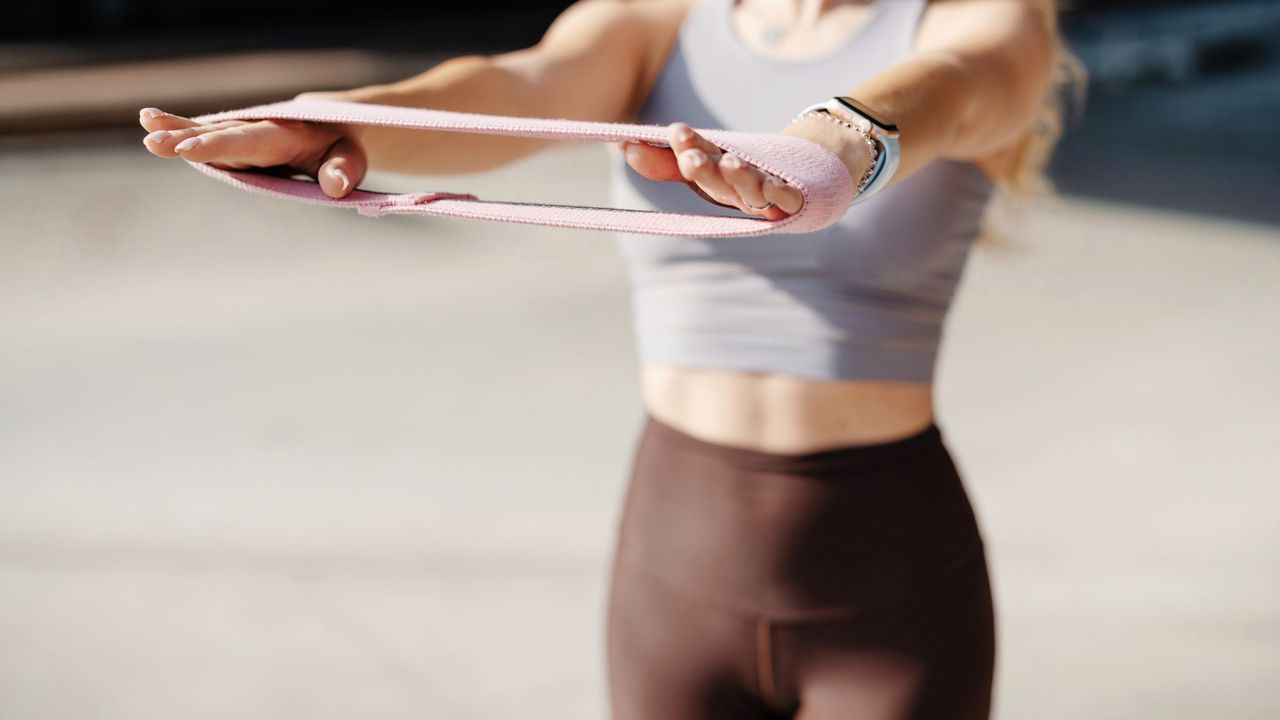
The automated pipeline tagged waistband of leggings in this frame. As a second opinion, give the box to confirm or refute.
[642,412,945,474]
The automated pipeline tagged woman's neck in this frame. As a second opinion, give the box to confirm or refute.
[741,0,872,24]
[734,0,877,54]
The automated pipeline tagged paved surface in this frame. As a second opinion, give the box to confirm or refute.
[1,131,1278,719]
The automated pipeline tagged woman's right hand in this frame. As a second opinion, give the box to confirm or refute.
[138,95,366,199]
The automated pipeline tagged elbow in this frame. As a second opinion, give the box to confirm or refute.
[949,46,1054,160]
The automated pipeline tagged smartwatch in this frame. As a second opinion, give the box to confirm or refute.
[794,96,901,205]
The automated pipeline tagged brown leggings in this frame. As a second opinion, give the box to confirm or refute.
[605,414,995,720]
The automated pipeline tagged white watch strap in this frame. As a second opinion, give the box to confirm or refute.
[851,133,899,206]
[796,97,900,205]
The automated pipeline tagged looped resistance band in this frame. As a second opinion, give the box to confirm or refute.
[184,99,856,238]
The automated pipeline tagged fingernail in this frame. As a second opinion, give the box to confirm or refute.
[722,154,742,169]
[140,108,164,119]
[174,137,200,152]
[332,168,351,194]
[686,150,706,167]
[144,130,170,144]
[677,126,694,142]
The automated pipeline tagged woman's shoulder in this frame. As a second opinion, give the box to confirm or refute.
[577,0,700,35]
[546,0,699,50]
[609,0,704,116]
[915,0,1055,185]
[624,0,704,59]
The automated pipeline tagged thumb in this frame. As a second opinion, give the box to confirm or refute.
[316,136,368,199]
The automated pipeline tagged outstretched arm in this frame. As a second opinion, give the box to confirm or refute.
[139,0,678,195]
[624,0,1056,218]
[316,0,673,174]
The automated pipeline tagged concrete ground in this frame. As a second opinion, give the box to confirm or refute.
[1,130,1277,720]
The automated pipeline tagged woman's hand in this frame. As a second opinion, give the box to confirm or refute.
[137,92,366,199]
[620,122,805,221]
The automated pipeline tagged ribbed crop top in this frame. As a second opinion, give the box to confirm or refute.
[609,0,996,383]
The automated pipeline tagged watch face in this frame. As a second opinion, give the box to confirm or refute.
[834,96,898,132]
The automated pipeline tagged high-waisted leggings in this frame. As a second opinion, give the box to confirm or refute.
[605,414,995,720]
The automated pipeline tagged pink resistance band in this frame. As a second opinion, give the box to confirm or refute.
[184,99,856,238]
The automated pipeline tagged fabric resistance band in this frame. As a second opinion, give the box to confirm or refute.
[184,99,856,238]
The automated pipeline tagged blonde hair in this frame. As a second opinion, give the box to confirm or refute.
[981,0,1088,241]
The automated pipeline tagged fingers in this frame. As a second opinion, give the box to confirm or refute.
[293,91,348,102]
[621,141,682,182]
[624,138,804,217]
[620,139,737,210]
[139,107,198,134]
[667,121,742,204]
[667,122,722,162]
[761,174,804,215]
[677,147,742,207]
[138,104,362,199]
[718,153,771,216]
[315,136,368,198]
[142,120,246,159]
[163,123,264,166]
[139,107,326,172]
[167,120,332,171]
[661,122,804,217]
[714,153,802,218]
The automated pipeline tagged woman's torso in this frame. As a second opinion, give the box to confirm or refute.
[614,0,1000,453]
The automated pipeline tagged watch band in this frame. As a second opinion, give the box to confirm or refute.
[793,108,881,198]
[793,96,901,206]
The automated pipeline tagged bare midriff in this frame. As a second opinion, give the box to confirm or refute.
[639,364,936,453]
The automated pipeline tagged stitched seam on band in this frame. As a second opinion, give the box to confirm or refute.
[755,619,777,706]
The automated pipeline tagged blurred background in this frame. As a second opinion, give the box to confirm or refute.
[1,1,1277,719]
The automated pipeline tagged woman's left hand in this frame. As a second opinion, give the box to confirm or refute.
[620,122,804,221]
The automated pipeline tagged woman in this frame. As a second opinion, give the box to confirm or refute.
[140,0,1082,717]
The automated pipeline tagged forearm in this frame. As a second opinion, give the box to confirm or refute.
[327,53,558,175]
[785,3,1054,194]
[785,53,980,194]
[319,0,655,177]
[841,52,981,184]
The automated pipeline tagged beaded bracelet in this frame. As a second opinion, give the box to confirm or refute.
[791,108,882,197]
